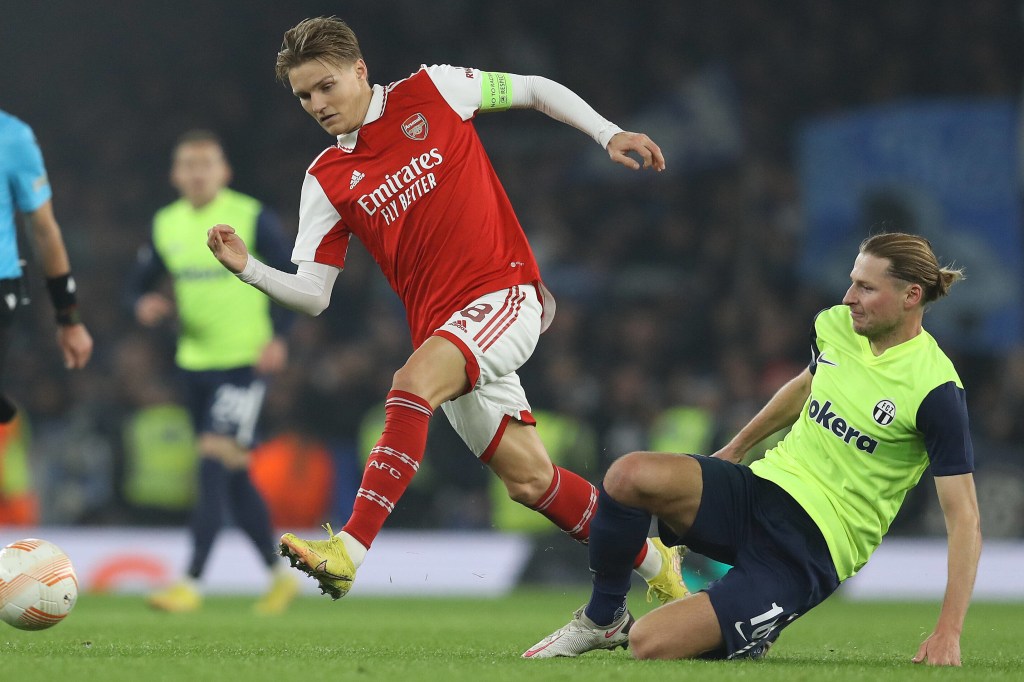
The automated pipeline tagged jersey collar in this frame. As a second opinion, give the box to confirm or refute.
[856,325,929,361]
[336,84,385,153]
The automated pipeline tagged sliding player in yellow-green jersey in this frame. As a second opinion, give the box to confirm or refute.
[526,233,979,668]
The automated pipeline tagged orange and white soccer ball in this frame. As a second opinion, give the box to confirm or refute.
[0,538,78,630]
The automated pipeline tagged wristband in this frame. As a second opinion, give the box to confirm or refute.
[56,307,82,326]
[46,273,81,326]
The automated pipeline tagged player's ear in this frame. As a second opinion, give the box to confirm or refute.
[905,283,923,307]
[354,59,368,82]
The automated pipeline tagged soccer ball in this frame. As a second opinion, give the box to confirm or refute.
[0,538,78,630]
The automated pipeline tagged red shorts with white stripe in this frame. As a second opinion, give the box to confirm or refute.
[434,283,552,460]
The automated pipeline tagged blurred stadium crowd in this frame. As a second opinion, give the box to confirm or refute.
[3,1,1023,538]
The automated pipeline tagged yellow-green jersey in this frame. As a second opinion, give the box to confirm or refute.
[137,188,293,370]
[750,305,974,581]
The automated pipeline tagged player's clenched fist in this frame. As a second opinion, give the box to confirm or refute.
[207,223,249,274]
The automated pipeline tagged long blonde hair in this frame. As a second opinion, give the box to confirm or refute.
[860,232,964,303]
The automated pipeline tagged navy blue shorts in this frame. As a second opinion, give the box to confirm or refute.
[659,455,840,659]
[181,366,266,448]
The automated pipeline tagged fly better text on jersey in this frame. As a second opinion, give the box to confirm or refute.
[357,148,444,225]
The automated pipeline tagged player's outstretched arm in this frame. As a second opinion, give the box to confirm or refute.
[207,224,339,317]
[502,73,665,172]
[711,368,811,462]
[912,473,981,667]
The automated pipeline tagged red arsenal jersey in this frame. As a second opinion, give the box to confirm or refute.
[293,65,545,347]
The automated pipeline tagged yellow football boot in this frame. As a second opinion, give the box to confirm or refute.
[279,523,356,600]
[253,569,300,614]
[645,537,690,604]
[147,580,201,613]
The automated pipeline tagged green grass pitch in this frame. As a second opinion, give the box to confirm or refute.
[2,589,1022,681]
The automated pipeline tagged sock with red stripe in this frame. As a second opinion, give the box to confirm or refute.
[528,465,595,542]
[342,390,432,549]
[529,465,650,567]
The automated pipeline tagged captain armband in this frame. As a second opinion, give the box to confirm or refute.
[46,273,81,326]
[480,72,513,112]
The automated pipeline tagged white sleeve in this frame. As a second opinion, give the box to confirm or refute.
[237,257,340,317]
[292,157,348,266]
[422,64,483,120]
[506,73,623,148]
[423,65,622,148]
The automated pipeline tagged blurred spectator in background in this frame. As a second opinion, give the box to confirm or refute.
[128,130,298,613]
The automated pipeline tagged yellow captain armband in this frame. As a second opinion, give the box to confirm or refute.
[480,72,513,111]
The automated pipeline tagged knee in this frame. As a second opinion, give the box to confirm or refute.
[628,618,657,660]
[391,362,459,407]
[501,466,553,505]
[603,452,649,504]
[628,618,679,660]
[391,363,422,394]
[627,592,719,660]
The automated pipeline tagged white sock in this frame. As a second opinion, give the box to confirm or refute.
[634,538,662,581]
[339,531,368,568]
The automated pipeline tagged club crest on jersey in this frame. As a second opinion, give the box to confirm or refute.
[402,113,429,141]
[872,399,896,426]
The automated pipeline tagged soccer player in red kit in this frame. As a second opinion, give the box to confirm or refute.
[207,16,686,602]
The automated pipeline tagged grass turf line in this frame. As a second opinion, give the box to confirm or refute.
[1,589,1022,681]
